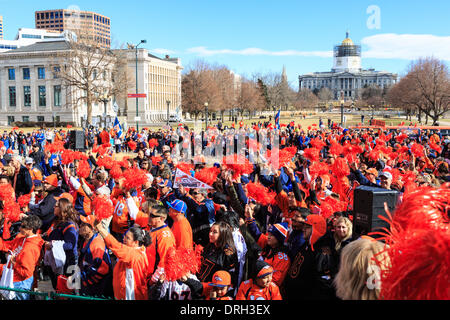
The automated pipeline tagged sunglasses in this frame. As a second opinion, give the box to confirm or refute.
[191,191,199,195]
[149,213,161,218]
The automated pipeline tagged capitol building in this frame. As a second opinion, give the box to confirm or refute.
[298,32,398,100]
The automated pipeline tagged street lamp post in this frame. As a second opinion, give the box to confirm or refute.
[134,39,147,132]
[204,102,209,130]
[166,100,171,127]
[340,91,345,127]
[100,94,109,129]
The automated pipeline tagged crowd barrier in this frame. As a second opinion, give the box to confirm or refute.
[0,285,112,301]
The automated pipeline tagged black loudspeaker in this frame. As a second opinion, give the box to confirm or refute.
[352,186,399,240]
[69,130,86,151]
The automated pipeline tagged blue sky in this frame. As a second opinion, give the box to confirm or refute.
[1,0,449,89]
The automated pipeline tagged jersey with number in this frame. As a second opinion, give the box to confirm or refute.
[146,224,176,275]
[256,233,291,287]
[111,191,139,235]
[159,275,199,300]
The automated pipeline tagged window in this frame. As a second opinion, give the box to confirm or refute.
[22,116,30,123]
[38,67,45,79]
[24,86,31,106]
[22,34,42,39]
[39,86,46,106]
[7,116,15,126]
[9,87,16,107]
[37,116,45,122]
[53,66,61,79]
[54,85,61,106]
[8,68,15,80]
[23,68,30,80]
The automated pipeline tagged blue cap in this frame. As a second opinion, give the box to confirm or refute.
[167,199,187,214]
[157,178,173,189]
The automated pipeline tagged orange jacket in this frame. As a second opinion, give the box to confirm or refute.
[0,234,44,282]
[29,167,43,182]
[235,279,282,300]
[275,190,306,219]
[256,234,291,287]
[111,192,140,235]
[103,234,149,300]
[171,215,193,250]
[146,224,176,275]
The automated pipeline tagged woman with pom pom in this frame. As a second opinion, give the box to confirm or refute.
[43,196,80,291]
[95,221,151,300]
[0,215,44,300]
[76,221,114,298]
[197,221,239,293]
[145,204,177,283]
[244,204,291,288]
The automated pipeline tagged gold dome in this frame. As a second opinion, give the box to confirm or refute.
[342,37,354,46]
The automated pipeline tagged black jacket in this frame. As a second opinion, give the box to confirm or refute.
[197,243,239,290]
[14,165,33,197]
[282,241,318,301]
[28,187,63,233]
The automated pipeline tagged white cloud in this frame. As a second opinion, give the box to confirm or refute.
[149,48,176,55]
[186,46,332,58]
[361,33,450,61]
[186,33,450,61]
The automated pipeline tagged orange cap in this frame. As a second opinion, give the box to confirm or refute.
[55,192,74,203]
[44,174,59,187]
[209,271,231,288]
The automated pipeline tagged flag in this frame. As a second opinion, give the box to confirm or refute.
[173,169,214,189]
[113,117,123,138]
[274,109,281,129]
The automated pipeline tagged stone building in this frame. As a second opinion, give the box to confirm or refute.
[299,32,398,100]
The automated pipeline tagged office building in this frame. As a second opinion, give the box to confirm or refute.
[0,28,72,53]
[35,9,110,48]
[0,15,3,40]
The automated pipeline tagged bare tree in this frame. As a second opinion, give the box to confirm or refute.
[408,57,450,125]
[318,87,334,110]
[386,58,449,125]
[181,60,221,121]
[235,79,266,119]
[212,66,236,122]
[54,37,129,125]
[293,88,319,110]
[387,74,422,122]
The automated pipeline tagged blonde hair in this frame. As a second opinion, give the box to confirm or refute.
[333,238,388,300]
[334,216,353,251]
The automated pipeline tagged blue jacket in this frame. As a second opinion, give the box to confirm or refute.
[47,220,79,274]
[79,233,113,297]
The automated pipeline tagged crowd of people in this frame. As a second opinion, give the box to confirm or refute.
[0,118,448,301]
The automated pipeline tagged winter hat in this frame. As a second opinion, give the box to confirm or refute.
[167,199,187,215]
[268,222,289,245]
[253,260,274,280]
[304,214,327,251]
[44,174,59,187]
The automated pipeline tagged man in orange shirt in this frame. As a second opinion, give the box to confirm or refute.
[146,204,176,284]
[167,199,193,250]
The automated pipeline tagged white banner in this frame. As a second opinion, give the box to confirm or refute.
[173,168,214,189]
